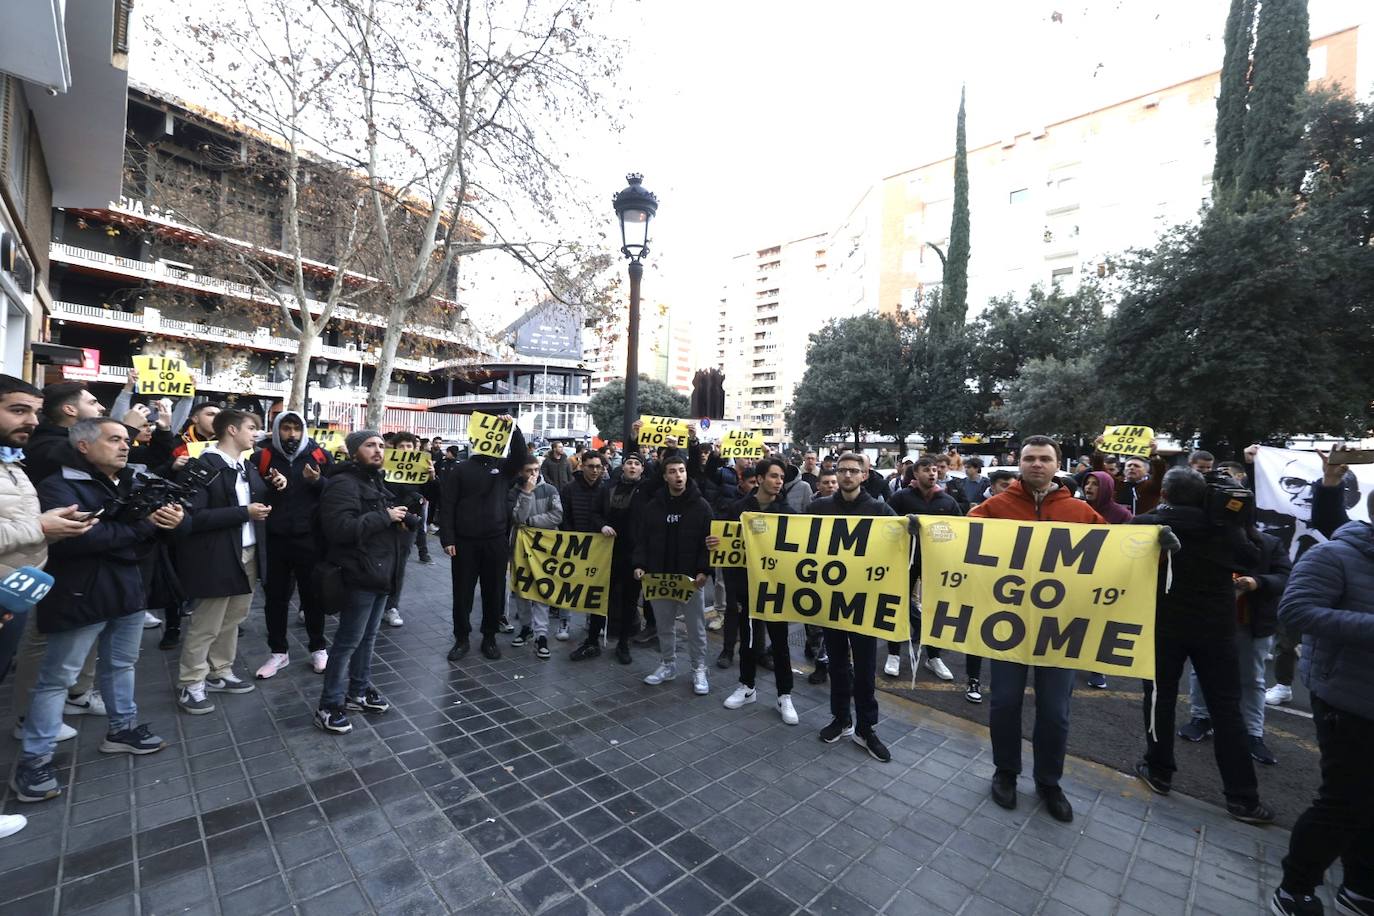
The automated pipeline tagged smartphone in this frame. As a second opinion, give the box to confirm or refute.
[1330,448,1374,466]
[76,507,107,522]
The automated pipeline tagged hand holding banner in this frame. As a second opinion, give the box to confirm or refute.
[1099,425,1154,458]
[510,528,613,614]
[638,415,689,447]
[917,516,1160,678]
[383,449,432,484]
[720,429,765,460]
[132,355,196,397]
[470,412,514,457]
[708,521,745,568]
[640,573,697,603]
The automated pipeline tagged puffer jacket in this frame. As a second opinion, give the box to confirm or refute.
[1279,520,1374,720]
[319,462,414,594]
[560,474,604,533]
[509,480,563,545]
[0,458,47,576]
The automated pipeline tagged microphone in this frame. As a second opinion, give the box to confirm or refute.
[0,567,54,614]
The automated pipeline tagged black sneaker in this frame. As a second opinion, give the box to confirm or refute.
[1270,887,1324,916]
[345,688,390,714]
[205,673,255,694]
[9,759,60,802]
[535,636,550,660]
[818,717,854,744]
[807,663,828,685]
[615,642,632,665]
[1134,760,1171,795]
[715,651,733,670]
[498,616,515,634]
[158,627,181,651]
[853,728,891,762]
[965,678,983,704]
[447,640,470,661]
[418,555,434,565]
[1336,887,1373,916]
[480,637,501,661]
[512,626,533,647]
[1227,800,1275,825]
[570,642,601,661]
[990,772,1017,810]
[1249,735,1279,766]
[314,708,352,735]
[100,724,167,755]
[1036,784,1074,823]
[1177,717,1213,742]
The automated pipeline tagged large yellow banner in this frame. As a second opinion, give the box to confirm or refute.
[741,512,912,640]
[510,528,614,614]
[383,449,432,485]
[637,415,689,448]
[708,521,745,568]
[1099,424,1154,458]
[916,516,1160,678]
[132,355,196,397]
[469,412,514,457]
[720,430,765,460]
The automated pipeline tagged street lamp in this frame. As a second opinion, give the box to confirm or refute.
[612,173,658,449]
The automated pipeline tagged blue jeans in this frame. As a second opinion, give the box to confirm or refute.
[1188,631,1271,737]
[319,590,386,711]
[21,612,144,762]
[989,660,1076,787]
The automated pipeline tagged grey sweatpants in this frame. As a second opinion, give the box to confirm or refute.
[652,587,707,669]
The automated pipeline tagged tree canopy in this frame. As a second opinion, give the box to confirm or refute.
[587,376,690,441]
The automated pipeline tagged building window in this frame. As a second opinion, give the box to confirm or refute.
[1051,267,1075,288]
[1009,188,1029,205]
[1309,45,1328,81]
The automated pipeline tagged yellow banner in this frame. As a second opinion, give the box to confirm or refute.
[638,415,689,448]
[383,449,432,485]
[132,355,196,397]
[709,521,745,568]
[741,512,912,640]
[917,516,1160,678]
[510,527,613,614]
[307,427,347,458]
[1100,424,1154,458]
[720,429,765,460]
[470,411,514,457]
[641,573,698,603]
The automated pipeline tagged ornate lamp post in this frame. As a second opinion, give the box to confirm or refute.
[612,173,658,449]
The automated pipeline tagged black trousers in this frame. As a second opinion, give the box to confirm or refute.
[738,615,793,695]
[388,527,417,610]
[264,533,327,653]
[1141,631,1258,806]
[722,575,767,658]
[450,536,507,640]
[414,518,431,561]
[588,567,641,646]
[825,630,879,731]
[1282,695,1374,897]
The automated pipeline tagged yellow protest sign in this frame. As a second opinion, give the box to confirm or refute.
[307,427,347,458]
[1100,425,1154,458]
[741,512,912,640]
[383,449,432,485]
[640,573,698,604]
[709,521,746,568]
[132,355,196,397]
[510,528,613,614]
[720,429,766,460]
[638,415,689,448]
[917,516,1160,678]
[469,411,514,457]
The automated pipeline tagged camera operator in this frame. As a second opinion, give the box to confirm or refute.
[1130,467,1273,825]
[11,418,184,804]
[173,409,281,716]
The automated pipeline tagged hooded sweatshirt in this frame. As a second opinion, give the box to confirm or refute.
[252,410,333,540]
[1086,471,1134,525]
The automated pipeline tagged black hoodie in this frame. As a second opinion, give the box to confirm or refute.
[251,410,334,540]
[632,479,713,578]
[438,426,527,544]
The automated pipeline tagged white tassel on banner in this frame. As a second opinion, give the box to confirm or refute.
[1165,550,1174,594]
[1148,678,1159,742]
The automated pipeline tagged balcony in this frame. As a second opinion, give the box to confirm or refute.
[427,392,588,409]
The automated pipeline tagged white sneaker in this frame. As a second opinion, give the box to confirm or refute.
[1265,684,1293,706]
[383,608,404,627]
[255,653,290,680]
[692,665,710,696]
[556,620,570,641]
[296,609,306,625]
[723,685,757,709]
[705,613,724,632]
[143,611,162,629]
[310,650,329,673]
[64,690,107,716]
[644,663,677,685]
[0,814,26,839]
[883,654,901,677]
[925,656,954,680]
[777,694,799,725]
[12,720,78,742]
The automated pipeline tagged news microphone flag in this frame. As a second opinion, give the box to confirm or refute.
[0,567,53,614]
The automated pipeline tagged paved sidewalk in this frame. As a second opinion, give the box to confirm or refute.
[0,557,1324,915]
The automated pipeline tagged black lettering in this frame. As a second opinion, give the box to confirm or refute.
[1030,579,1067,610]
[1009,525,1034,570]
[982,611,1026,651]
[553,582,585,607]
[871,593,900,633]
[821,561,847,585]
[773,516,801,553]
[560,536,592,561]
[829,518,871,556]
[829,591,865,626]
[1033,616,1089,658]
[963,522,998,567]
[929,600,973,642]
[1040,527,1109,575]
[512,564,538,593]
[755,580,786,615]
[529,530,547,552]
[1096,621,1142,667]
[794,588,821,617]
[992,574,1025,605]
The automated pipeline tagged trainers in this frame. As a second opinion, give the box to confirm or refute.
[310,650,328,673]
[819,717,854,743]
[723,686,757,709]
[1178,716,1213,742]
[692,666,709,695]
[706,613,723,632]
[255,653,290,680]
[965,678,983,704]
[570,642,602,661]
[1134,760,1171,795]
[64,690,106,716]
[205,672,255,694]
[12,719,77,742]
[177,684,215,715]
[9,759,60,802]
[313,708,352,735]
[808,663,829,685]
[883,654,901,677]
[1270,887,1324,916]
[480,636,501,660]
[345,688,390,714]
[1227,800,1275,825]
[632,626,658,645]
[715,650,733,670]
[1265,684,1293,706]
[925,656,953,680]
[143,611,162,629]
[853,728,891,762]
[158,627,180,650]
[535,636,550,660]
[777,694,799,725]
[1249,736,1279,766]
[1336,887,1374,916]
[383,607,404,627]
[100,724,166,755]
[1087,672,1108,689]
[644,662,677,685]
[615,642,632,665]
[555,620,571,641]
[512,626,533,647]
[498,616,515,634]
[0,814,25,839]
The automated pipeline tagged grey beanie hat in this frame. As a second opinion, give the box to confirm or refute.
[345,429,381,456]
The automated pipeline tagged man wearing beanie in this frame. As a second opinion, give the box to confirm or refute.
[588,451,650,664]
[438,414,526,662]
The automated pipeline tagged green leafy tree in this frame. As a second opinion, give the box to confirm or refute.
[988,355,1108,447]
[786,314,908,450]
[586,376,690,441]
[1213,0,1257,203]
[1236,0,1310,201]
[942,86,971,322]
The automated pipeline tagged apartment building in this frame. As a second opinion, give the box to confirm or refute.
[585,301,693,398]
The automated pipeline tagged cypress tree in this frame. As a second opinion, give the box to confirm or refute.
[941,85,971,329]
[1237,0,1310,201]
[1213,0,1256,204]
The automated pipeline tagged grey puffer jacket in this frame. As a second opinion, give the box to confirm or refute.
[509,480,563,546]
[1279,520,1374,720]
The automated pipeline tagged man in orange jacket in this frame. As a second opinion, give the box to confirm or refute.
[968,435,1104,824]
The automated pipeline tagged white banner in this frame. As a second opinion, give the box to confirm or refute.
[1253,446,1373,561]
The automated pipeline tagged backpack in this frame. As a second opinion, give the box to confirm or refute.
[257,446,326,480]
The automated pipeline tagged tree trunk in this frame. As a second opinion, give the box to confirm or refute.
[287,332,315,414]
[363,298,411,430]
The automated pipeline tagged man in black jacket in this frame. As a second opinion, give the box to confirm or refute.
[252,411,333,680]
[439,416,525,661]
[591,452,649,665]
[22,382,109,486]
[564,450,607,657]
[313,431,413,735]
[1131,468,1274,825]
[174,409,280,716]
[13,418,182,803]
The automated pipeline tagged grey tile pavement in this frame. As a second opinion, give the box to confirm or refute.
[0,555,1331,914]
